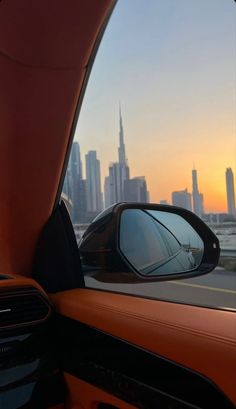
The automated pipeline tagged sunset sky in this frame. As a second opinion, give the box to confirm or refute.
[74,0,236,213]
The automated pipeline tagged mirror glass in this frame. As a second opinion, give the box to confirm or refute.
[120,209,204,276]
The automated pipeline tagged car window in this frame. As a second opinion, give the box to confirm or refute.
[61,0,236,311]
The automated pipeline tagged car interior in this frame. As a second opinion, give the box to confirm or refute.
[0,1,235,409]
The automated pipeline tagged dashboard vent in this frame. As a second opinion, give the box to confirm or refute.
[0,290,51,329]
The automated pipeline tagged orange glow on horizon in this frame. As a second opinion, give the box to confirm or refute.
[74,0,235,216]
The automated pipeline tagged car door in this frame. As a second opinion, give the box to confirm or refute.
[38,201,234,409]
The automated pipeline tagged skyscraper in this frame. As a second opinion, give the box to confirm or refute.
[104,176,111,209]
[105,106,130,206]
[192,168,204,217]
[77,179,87,222]
[71,142,83,221]
[70,141,83,182]
[108,162,123,204]
[85,150,103,213]
[118,104,127,166]
[226,168,236,215]
[172,189,192,211]
[118,106,130,198]
[124,177,148,202]
[62,141,83,222]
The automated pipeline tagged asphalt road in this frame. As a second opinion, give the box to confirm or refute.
[85,267,236,311]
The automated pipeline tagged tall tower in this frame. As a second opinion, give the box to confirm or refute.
[70,141,83,180]
[62,141,83,222]
[192,168,204,217]
[85,151,103,213]
[226,168,236,215]
[118,104,127,165]
[104,176,111,209]
[104,106,130,207]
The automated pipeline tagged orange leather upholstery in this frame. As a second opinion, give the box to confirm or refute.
[0,0,114,275]
[0,274,47,294]
[52,288,236,406]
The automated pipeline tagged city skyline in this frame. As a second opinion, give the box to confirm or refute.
[64,107,150,222]
[73,0,235,214]
[73,106,235,215]
[77,103,236,215]
[64,105,235,221]
[75,111,235,213]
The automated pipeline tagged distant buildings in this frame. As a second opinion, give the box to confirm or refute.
[62,141,84,222]
[63,107,150,223]
[105,107,130,205]
[64,134,235,224]
[64,146,103,223]
[104,106,148,207]
[171,169,204,216]
[172,189,192,211]
[226,167,236,216]
[85,150,103,214]
[104,176,111,209]
[77,179,87,222]
[124,177,148,203]
[192,169,204,217]
[62,109,236,224]
[202,212,235,224]
[107,163,124,204]
[71,141,83,181]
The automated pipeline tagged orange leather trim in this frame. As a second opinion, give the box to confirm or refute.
[0,0,113,275]
[0,274,47,295]
[52,289,236,406]
[64,373,137,409]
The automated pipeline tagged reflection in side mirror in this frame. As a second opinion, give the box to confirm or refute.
[79,203,220,282]
[119,209,204,277]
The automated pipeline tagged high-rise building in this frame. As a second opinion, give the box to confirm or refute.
[62,169,72,199]
[77,179,87,222]
[70,141,83,181]
[124,177,148,202]
[226,168,236,215]
[104,176,111,209]
[108,162,123,204]
[118,106,130,199]
[62,141,83,222]
[85,150,103,213]
[172,189,192,211]
[199,193,204,216]
[192,168,204,217]
[104,106,130,206]
[118,104,127,166]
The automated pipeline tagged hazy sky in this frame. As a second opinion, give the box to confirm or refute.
[75,0,236,213]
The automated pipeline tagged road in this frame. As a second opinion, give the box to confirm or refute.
[85,267,236,311]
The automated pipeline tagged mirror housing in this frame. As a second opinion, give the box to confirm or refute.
[79,203,220,282]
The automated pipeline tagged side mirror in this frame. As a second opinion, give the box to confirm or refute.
[79,203,220,282]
